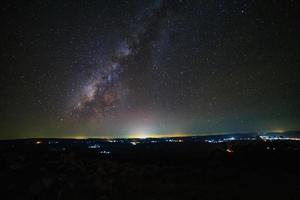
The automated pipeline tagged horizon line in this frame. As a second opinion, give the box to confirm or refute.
[0,129,298,141]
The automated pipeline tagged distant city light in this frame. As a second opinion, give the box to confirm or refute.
[137,134,148,139]
[131,141,139,145]
[271,129,285,133]
[129,131,150,139]
[165,139,183,143]
[99,151,110,154]
[224,137,235,141]
[88,144,101,149]
[75,136,87,139]
[48,141,59,144]
[226,148,234,153]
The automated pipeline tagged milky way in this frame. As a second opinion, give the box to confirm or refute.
[70,0,172,124]
[70,44,128,122]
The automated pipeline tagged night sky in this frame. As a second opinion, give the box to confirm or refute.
[1,0,299,139]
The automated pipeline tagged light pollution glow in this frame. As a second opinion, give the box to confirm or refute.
[56,128,288,139]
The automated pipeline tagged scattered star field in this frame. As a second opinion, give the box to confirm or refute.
[1,0,299,139]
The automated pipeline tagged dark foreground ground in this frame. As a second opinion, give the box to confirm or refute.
[1,138,300,200]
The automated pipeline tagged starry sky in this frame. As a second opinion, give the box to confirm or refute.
[1,0,299,139]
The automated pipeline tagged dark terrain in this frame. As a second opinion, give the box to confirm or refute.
[1,135,300,200]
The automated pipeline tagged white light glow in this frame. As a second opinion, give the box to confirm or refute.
[129,127,152,139]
